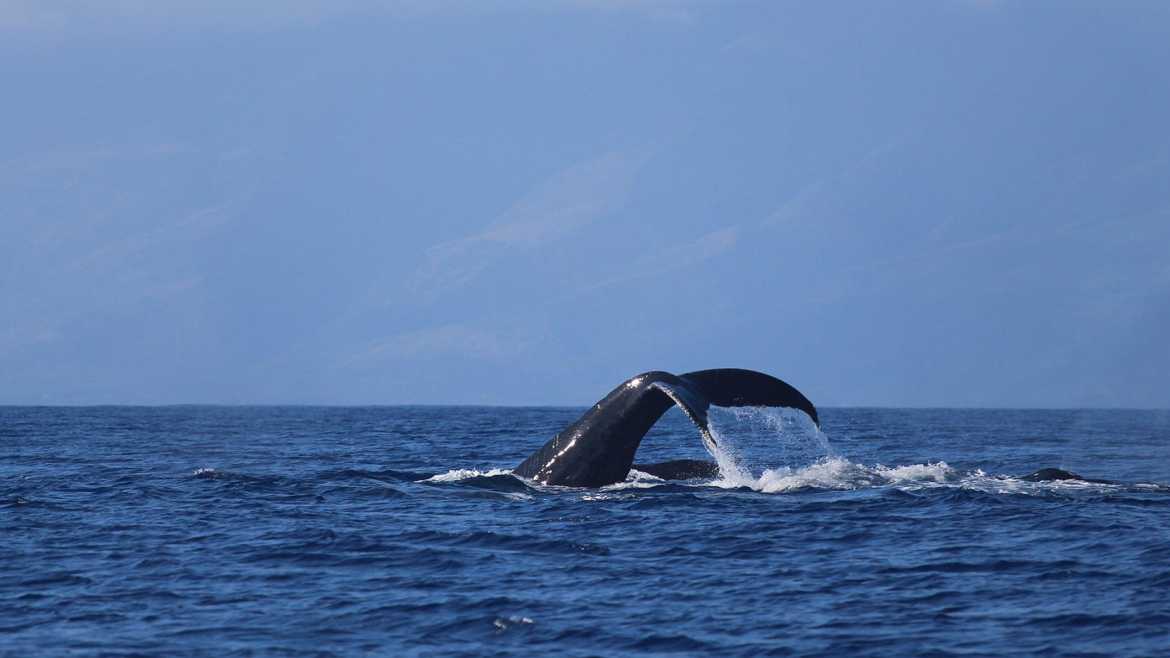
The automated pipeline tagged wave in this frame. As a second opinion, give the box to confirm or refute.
[419,468,533,497]
[698,405,1151,495]
[421,468,516,483]
[708,456,1134,494]
[420,459,1149,496]
[191,458,1161,501]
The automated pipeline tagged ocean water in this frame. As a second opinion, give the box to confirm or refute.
[3,405,1169,657]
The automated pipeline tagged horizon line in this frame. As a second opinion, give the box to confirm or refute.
[1,403,1167,412]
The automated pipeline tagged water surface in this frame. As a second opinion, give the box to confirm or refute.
[3,406,1169,656]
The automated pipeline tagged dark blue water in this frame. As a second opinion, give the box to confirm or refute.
[3,406,1169,657]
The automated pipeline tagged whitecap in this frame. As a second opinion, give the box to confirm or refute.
[421,468,515,483]
[874,461,956,483]
[712,456,881,493]
[493,615,534,631]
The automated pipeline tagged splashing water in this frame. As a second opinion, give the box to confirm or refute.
[705,406,832,486]
[699,410,1131,494]
[703,408,967,493]
[422,468,515,482]
[419,411,1140,497]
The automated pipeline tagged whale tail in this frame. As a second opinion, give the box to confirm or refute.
[678,368,819,427]
[513,368,817,487]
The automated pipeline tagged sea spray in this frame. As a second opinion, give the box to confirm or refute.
[422,468,516,482]
[705,405,832,485]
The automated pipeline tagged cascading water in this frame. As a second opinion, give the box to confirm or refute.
[704,406,832,486]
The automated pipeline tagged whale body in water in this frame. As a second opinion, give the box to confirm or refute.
[513,369,818,487]
[1020,468,1113,484]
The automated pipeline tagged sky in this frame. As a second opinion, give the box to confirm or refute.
[1,1,1168,407]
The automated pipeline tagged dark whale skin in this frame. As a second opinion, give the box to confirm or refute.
[513,369,817,487]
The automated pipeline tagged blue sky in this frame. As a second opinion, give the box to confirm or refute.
[2,1,1168,407]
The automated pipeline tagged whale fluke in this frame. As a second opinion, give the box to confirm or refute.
[513,368,817,487]
[675,369,819,425]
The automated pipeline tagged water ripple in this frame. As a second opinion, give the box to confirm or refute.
[2,406,1168,656]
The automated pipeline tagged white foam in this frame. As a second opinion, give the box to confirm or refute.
[948,470,1121,495]
[422,468,514,483]
[424,460,1127,497]
[701,456,1122,495]
[699,406,1011,495]
[601,469,666,490]
[493,616,534,631]
[712,456,876,492]
[874,461,956,483]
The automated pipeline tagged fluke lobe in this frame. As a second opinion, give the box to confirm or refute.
[513,369,818,487]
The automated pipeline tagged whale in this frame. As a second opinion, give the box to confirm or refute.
[510,368,1115,488]
[1019,468,1113,484]
[513,369,818,487]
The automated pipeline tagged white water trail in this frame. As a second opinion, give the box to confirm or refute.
[422,468,515,483]
[700,412,1124,495]
[700,407,1021,493]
